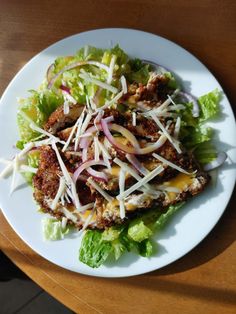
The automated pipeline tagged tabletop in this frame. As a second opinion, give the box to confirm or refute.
[0,0,236,313]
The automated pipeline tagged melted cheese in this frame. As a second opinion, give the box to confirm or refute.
[164,173,194,201]
[79,209,97,223]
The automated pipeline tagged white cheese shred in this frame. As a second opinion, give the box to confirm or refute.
[20,165,38,174]
[98,90,123,111]
[52,142,81,211]
[62,115,82,152]
[61,217,68,230]
[120,75,127,93]
[10,155,19,195]
[87,177,113,202]
[117,165,164,200]
[51,177,66,210]
[118,169,126,219]
[132,112,137,126]
[94,136,100,162]
[107,55,116,84]
[0,142,34,179]
[79,73,118,94]
[79,206,96,234]
[150,113,182,154]
[174,116,181,139]
[60,207,78,223]
[152,152,192,175]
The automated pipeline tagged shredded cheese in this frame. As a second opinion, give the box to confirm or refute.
[118,169,126,219]
[60,207,78,223]
[62,91,77,105]
[62,115,82,152]
[0,142,34,179]
[20,165,38,174]
[117,165,164,200]
[98,90,123,111]
[174,116,181,139]
[51,177,66,210]
[29,122,65,145]
[52,142,81,210]
[79,73,118,93]
[10,155,19,195]
[87,177,113,202]
[74,109,86,151]
[113,158,155,193]
[150,113,182,154]
[152,152,192,175]
[79,206,96,233]
[132,112,137,126]
[107,55,116,84]
[61,217,68,230]
[120,75,127,93]
[63,101,70,115]
[94,136,100,162]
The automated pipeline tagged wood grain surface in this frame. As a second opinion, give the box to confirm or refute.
[0,1,236,313]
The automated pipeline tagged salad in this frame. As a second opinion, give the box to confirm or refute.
[0,45,226,268]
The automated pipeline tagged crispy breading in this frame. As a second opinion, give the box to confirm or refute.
[44,104,84,134]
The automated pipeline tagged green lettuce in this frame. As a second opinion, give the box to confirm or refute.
[22,149,40,184]
[79,203,184,268]
[180,89,220,164]
[198,89,220,122]
[17,90,63,143]
[79,230,112,268]
[128,219,152,242]
[42,217,70,241]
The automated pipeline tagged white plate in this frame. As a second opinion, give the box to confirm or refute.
[0,28,236,278]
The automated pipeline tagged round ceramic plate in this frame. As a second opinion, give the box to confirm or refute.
[0,29,236,277]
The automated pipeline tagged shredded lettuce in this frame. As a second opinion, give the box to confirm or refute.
[42,217,70,241]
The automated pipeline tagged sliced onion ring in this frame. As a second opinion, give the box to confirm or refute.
[82,148,108,182]
[101,119,139,154]
[46,64,55,83]
[126,154,149,176]
[73,159,107,183]
[60,84,71,94]
[203,152,227,171]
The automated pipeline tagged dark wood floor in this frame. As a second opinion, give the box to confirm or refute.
[0,251,73,314]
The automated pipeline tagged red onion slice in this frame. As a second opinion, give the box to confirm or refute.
[82,148,108,182]
[60,84,71,94]
[73,159,107,183]
[101,119,139,154]
[203,152,227,171]
[126,154,149,176]
[179,91,199,117]
[142,59,170,74]
[46,64,55,83]
[79,116,114,149]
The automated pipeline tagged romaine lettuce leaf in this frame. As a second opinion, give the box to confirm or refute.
[42,217,70,241]
[79,230,112,268]
[128,219,153,242]
[17,90,63,143]
[198,89,220,122]
[79,203,184,268]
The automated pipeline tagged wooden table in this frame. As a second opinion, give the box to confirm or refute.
[0,1,236,313]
